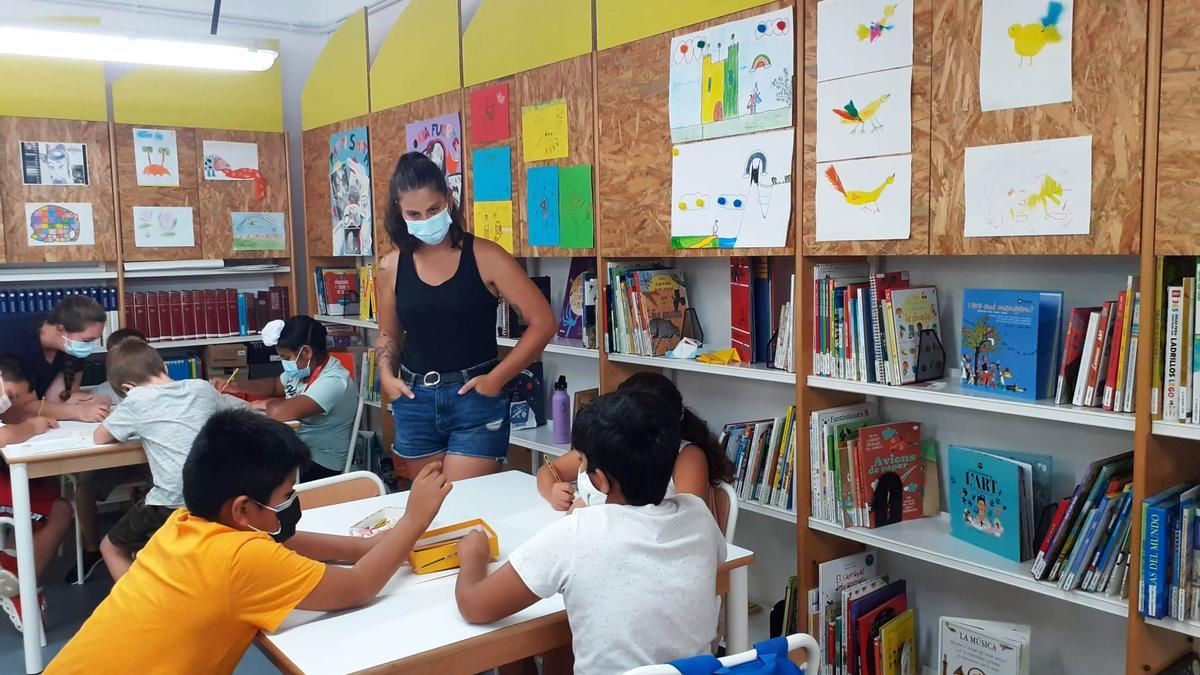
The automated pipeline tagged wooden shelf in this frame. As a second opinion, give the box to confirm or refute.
[0,269,116,282]
[497,336,599,359]
[510,422,571,457]
[1144,616,1200,639]
[807,375,1136,432]
[315,314,378,329]
[1151,420,1200,441]
[738,499,797,524]
[123,265,290,279]
[808,514,1128,617]
[608,353,796,384]
[95,333,263,354]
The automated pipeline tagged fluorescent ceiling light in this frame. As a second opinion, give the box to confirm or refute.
[0,24,278,72]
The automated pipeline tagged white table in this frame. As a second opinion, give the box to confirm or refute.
[257,471,755,674]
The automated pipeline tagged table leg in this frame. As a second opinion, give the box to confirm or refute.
[726,566,749,654]
[11,463,44,673]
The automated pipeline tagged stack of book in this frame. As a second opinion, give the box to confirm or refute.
[1053,276,1140,412]
[938,617,1030,675]
[605,263,690,357]
[163,356,203,380]
[720,407,797,511]
[313,267,360,317]
[1152,258,1200,423]
[556,258,597,348]
[948,445,1053,562]
[358,350,380,405]
[124,288,287,342]
[498,276,552,339]
[731,257,795,368]
[808,550,914,675]
[781,575,802,637]
[0,287,119,344]
[358,264,377,322]
[1139,482,1200,621]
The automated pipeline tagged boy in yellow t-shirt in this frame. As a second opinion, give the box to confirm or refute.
[47,409,452,675]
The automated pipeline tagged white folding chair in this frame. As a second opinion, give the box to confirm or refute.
[339,353,368,474]
[295,470,386,510]
[713,481,740,545]
[623,634,821,675]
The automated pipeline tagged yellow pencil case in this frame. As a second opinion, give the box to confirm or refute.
[408,519,499,575]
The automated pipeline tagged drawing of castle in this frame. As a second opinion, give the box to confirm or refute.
[701,42,739,124]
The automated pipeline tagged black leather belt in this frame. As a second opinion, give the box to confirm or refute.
[400,360,498,388]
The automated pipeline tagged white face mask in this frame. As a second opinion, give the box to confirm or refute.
[576,469,608,507]
[0,375,10,416]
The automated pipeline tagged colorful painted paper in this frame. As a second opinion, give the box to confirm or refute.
[405,113,463,205]
[668,8,794,143]
[670,129,794,249]
[20,141,88,186]
[559,165,594,249]
[815,154,912,242]
[132,206,195,248]
[133,128,179,187]
[472,146,512,202]
[979,0,1073,111]
[474,200,514,254]
[963,135,1092,238]
[526,166,561,247]
[470,83,510,143]
[817,0,914,82]
[231,212,287,252]
[329,127,373,256]
[815,67,912,162]
[25,202,95,246]
[202,140,259,181]
[521,99,570,162]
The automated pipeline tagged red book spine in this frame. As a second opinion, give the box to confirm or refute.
[123,292,134,332]
[180,290,196,339]
[133,292,149,337]
[1102,291,1128,411]
[730,257,752,362]
[280,286,291,319]
[146,291,161,341]
[192,289,205,339]
[225,289,239,336]
[255,291,270,328]
[268,287,284,321]
[243,293,259,333]
[203,289,218,338]
[167,291,183,340]
[215,290,230,337]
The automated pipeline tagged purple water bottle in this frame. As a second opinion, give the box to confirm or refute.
[552,375,571,444]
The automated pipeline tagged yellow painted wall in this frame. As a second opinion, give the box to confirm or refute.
[461,0,592,86]
[597,0,775,50]
[370,0,461,112]
[0,57,108,122]
[301,8,370,130]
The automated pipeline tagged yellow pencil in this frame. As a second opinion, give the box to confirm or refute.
[219,368,240,394]
[36,397,44,418]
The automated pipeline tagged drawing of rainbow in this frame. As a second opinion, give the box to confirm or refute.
[750,54,771,71]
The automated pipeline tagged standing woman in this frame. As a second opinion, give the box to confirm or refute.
[376,152,555,481]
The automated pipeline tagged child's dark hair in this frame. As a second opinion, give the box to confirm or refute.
[106,327,146,350]
[46,295,107,401]
[276,315,329,359]
[0,353,29,384]
[617,372,735,485]
[384,151,466,252]
[105,339,166,389]
[183,409,310,520]
[572,390,681,506]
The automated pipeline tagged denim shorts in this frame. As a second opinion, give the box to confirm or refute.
[391,383,511,460]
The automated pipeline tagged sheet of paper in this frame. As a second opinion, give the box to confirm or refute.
[963,135,1092,238]
[231,212,287,251]
[815,154,912,242]
[817,0,914,82]
[473,200,514,253]
[470,83,510,143]
[3,421,101,459]
[25,202,96,246]
[526,166,560,247]
[558,165,594,249]
[20,140,88,186]
[670,129,794,249]
[667,7,794,143]
[328,127,374,256]
[133,128,179,187]
[816,67,912,162]
[979,0,1073,111]
[521,99,569,162]
[405,113,464,205]
[202,140,258,180]
[132,206,195,248]
[472,146,512,202]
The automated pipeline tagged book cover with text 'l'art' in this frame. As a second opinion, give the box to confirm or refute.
[960,288,1063,400]
[948,445,1026,562]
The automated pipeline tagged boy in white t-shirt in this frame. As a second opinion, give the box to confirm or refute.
[454,390,727,675]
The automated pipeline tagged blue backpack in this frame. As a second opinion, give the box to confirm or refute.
[669,638,805,675]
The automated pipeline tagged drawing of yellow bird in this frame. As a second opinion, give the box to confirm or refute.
[824,165,895,213]
[1008,1,1064,66]
[1025,174,1065,214]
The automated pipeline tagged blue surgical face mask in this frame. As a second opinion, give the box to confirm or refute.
[281,347,311,379]
[406,207,453,245]
[62,335,96,359]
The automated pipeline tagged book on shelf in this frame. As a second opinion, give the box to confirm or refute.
[730,257,792,365]
[854,422,925,528]
[960,288,1063,401]
[720,406,797,509]
[604,263,690,357]
[557,257,595,341]
[582,273,599,349]
[163,356,203,380]
[314,267,360,317]
[938,617,1030,675]
[1153,257,1194,417]
[810,402,877,525]
[731,257,752,362]
[1139,481,1197,620]
[876,607,915,675]
[505,361,546,430]
[814,550,880,675]
[0,286,118,344]
[947,445,1053,562]
[498,276,552,339]
[357,263,377,322]
[123,288,280,342]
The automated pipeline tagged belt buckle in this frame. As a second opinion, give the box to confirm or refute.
[422,371,441,387]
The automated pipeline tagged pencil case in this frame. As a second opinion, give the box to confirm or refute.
[408,519,499,574]
[348,507,406,538]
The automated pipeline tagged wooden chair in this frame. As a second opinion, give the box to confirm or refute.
[622,634,821,674]
[295,470,386,509]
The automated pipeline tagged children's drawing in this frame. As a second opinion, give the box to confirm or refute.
[668,8,794,143]
[203,139,266,199]
[405,113,463,205]
[472,146,512,202]
[20,141,88,186]
[963,135,1091,238]
[329,127,374,256]
[526,166,560,247]
[132,206,195,248]
[815,154,911,242]
[558,165,594,249]
[133,128,179,187]
[521,99,570,162]
[24,202,95,246]
[473,200,513,254]
[979,0,1073,111]
[231,212,287,252]
[818,0,913,82]
[470,83,510,144]
[816,67,912,162]
[670,129,793,249]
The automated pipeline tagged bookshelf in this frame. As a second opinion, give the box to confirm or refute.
[497,335,599,359]
[315,314,378,330]
[608,353,796,385]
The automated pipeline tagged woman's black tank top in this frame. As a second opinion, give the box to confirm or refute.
[394,233,499,374]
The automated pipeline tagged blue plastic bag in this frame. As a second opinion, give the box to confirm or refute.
[669,638,805,675]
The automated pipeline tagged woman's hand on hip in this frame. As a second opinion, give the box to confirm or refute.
[382,372,415,401]
[459,373,504,397]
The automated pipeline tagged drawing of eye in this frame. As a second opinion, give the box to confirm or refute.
[717,194,746,210]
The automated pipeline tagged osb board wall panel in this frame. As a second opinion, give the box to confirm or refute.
[802,0,931,256]
[929,0,1146,255]
[198,129,291,260]
[113,124,201,261]
[463,77,522,256]
[1154,0,1200,255]
[369,91,463,258]
[0,117,117,263]
[596,1,796,259]
[0,190,6,263]
[303,116,370,259]
[514,54,595,258]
